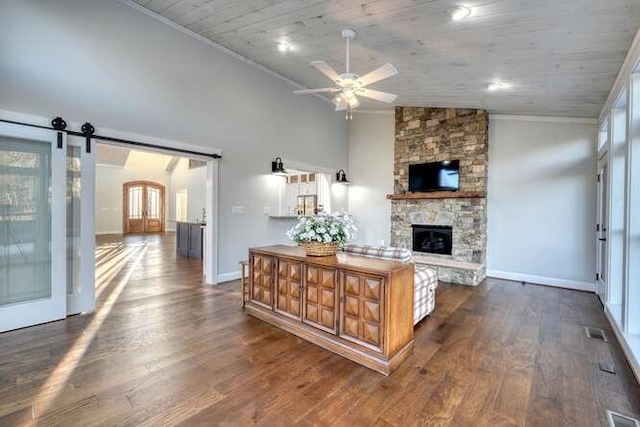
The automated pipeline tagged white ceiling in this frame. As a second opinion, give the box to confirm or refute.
[96,144,131,167]
[131,0,640,118]
[96,143,178,170]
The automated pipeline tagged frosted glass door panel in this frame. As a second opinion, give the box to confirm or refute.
[67,145,81,295]
[65,138,95,316]
[0,122,66,333]
[0,139,52,306]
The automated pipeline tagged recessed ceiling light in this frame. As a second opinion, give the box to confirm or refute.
[448,6,472,21]
[278,42,291,53]
[487,81,510,91]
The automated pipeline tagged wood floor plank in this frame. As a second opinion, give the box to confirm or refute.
[0,233,639,426]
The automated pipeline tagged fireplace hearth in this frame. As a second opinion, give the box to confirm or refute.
[412,224,453,255]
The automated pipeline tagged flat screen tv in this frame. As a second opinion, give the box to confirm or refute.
[408,160,460,192]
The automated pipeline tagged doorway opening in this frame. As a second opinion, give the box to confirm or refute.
[95,142,218,291]
[596,149,609,303]
[0,116,220,333]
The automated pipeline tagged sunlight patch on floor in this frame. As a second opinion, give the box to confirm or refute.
[31,242,150,419]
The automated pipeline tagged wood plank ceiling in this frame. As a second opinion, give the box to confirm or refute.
[132,0,640,117]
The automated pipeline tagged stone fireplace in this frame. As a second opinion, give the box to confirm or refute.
[390,107,488,286]
[412,224,452,255]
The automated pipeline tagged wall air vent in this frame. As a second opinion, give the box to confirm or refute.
[607,410,640,427]
[585,327,608,342]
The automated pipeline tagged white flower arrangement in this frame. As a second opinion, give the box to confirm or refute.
[286,212,357,245]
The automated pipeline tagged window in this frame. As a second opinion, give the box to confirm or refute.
[176,190,187,222]
[599,117,609,150]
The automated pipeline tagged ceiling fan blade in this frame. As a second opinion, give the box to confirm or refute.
[358,88,397,103]
[311,61,341,83]
[356,63,398,87]
[294,87,340,94]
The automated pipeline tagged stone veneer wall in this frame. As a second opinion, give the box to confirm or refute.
[390,107,488,285]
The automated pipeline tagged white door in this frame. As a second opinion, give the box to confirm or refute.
[0,123,67,332]
[596,152,609,303]
[66,137,95,315]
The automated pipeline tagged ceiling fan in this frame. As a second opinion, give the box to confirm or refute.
[294,29,398,119]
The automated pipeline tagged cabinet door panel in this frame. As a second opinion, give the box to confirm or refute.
[188,225,202,259]
[303,265,338,334]
[250,254,273,308]
[176,223,189,256]
[339,272,385,352]
[274,259,302,319]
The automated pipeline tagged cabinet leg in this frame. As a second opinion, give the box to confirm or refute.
[240,261,248,309]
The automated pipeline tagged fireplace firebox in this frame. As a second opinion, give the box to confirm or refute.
[412,224,453,255]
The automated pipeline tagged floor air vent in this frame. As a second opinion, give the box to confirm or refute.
[599,362,616,374]
[607,410,640,427]
[585,327,608,342]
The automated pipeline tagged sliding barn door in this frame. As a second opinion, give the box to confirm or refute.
[66,137,95,315]
[123,181,165,234]
[0,122,67,332]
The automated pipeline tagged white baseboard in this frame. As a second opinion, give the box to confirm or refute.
[604,305,640,385]
[95,231,123,236]
[487,270,596,292]
[217,271,241,284]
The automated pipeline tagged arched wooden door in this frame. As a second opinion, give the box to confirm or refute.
[123,181,165,234]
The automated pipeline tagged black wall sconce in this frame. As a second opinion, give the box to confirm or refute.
[272,157,286,174]
[336,169,350,184]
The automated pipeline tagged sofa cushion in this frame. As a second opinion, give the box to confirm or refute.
[414,264,438,325]
[415,264,437,285]
[342,244,413,263]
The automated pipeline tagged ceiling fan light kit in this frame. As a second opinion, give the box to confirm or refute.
[294,29,399,120]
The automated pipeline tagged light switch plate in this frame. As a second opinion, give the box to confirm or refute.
[231,206,244,215]
[263,207,270,215]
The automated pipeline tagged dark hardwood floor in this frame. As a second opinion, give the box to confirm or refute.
[1,233,640,426]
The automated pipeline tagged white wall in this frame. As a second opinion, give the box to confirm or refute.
[486,116,598,290]
[346,112,599,291]
[347,113,395,245]
[167,158,207,230]
[95,151,171,234]
[0,0,348,277]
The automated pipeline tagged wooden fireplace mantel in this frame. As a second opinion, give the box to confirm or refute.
[386,191,486,200]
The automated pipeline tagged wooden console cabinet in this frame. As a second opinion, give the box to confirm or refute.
[246,245,415,375]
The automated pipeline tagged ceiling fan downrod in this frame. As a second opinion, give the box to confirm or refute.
[342,29,356,74]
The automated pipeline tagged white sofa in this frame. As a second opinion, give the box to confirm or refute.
[341,244,438,325]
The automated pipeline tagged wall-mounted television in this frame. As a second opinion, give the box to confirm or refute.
[408,160,460,192]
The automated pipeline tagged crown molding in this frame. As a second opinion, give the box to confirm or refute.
[599,27,640,122]
[489,114,598,125]
[116,0,331,104]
